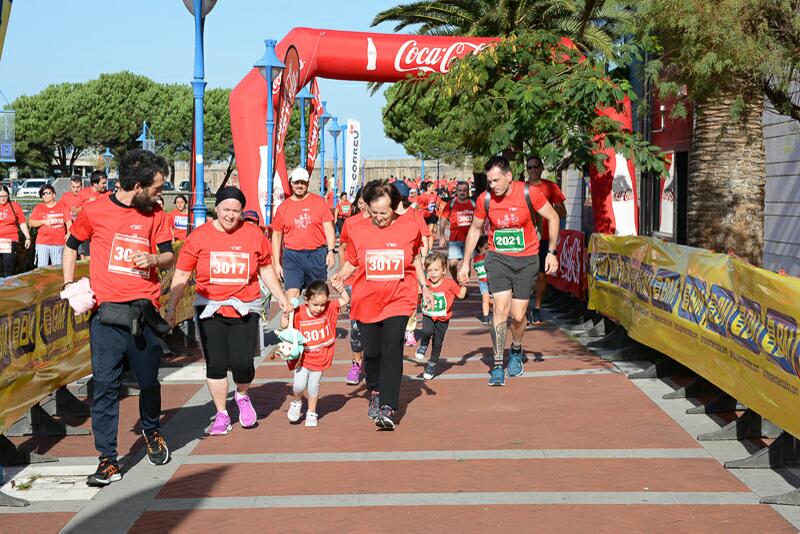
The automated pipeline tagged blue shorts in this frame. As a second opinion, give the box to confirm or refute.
[448,241,465,260]
[478,281,489,295]
[283,246,328,290]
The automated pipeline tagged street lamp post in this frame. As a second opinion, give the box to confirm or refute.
[338,122,347,208]
[319,101,331,196]
[136,121,155,152]
[296,85,313,169]
[102,147,113,177]
[421,156,425,183]
[254,39,286,225]
[183,0,218,226]
[329,117,341,208]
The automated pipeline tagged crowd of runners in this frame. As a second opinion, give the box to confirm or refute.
[53,149,566,487]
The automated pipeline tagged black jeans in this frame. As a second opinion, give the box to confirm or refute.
[89,314,162,462]
[359,315,408,410]
[196,310,258,384]
[419,315,450,363]
[0,242,17,277]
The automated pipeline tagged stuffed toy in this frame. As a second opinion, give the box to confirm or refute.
[274,298,305,367]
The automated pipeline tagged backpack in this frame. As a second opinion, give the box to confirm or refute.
[483,183,541,240]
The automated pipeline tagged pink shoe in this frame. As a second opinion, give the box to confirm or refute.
[235,392,257,428]
[345,362,362,385]
[209,411,231,436]
[404,330,417,346]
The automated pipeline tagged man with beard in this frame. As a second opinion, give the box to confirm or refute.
[62,149,175,487]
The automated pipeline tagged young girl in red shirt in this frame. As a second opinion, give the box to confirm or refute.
[283,279,350,427]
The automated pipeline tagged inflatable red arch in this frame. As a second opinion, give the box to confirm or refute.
[229,27,638,235]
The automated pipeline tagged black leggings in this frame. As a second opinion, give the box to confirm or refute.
[419,316,450,363]
[196,310,259,384]
[359,315,408,410]
[0,242,17,277]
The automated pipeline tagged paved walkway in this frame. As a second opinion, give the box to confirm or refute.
[2,285,800,533]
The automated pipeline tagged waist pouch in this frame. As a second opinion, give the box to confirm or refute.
[98,300,171,337]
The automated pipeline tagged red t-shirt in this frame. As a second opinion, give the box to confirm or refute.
[69,195,172,307]
[30,202,71,246]
[272,194,333,251]
[60,192,83,220]
[78,187,109,205]
[168,209,189,241]
[295,299,341,371]
[0,201,24,243]
[337,199,352,218]
[345,215,422,323]
[529,180,565,238]
[474,182,547,257]
[417,192,437,217]
[440,198,475,243]
[422,278,462,322]
[176,221,271,317]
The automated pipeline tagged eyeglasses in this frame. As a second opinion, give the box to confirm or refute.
[42,191,54,196]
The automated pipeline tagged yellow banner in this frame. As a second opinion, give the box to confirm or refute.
[0,243,195,434]
[0,0,12,62]
[588,235,800,438]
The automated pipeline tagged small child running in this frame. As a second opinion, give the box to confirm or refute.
[473,236,492,324]
[415,252,467,380]
[282,280,349,427]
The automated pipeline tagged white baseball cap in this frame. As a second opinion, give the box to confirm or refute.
[289,167,310,183]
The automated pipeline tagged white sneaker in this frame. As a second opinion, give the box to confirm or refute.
[287,399,302,422]
[414,350,426,362]
[305,411,318,427]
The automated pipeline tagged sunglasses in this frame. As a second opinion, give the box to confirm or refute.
[526,163,543,169]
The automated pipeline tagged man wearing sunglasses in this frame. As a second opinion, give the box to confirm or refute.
[525,155,567,324]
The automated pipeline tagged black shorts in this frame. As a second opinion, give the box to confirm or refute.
[538,240,550,275]
[424,215,438,225]
[485,251,539,300]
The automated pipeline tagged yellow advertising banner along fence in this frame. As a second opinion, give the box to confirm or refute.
[0,244,195,435]
[588,235,800,439]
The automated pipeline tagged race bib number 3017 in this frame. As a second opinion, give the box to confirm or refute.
[494,228,525,253]
[210,251,250,285]
[365,249,404,281]
[108,234,151,278]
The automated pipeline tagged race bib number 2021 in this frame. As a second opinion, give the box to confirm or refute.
[365,249,404,281]
[494,228,525,253]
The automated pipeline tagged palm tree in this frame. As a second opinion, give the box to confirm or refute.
[371,0,633,57]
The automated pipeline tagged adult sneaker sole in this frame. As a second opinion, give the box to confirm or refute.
[375,416,396,430]
[209,424,232,436]
[86,473,122,487]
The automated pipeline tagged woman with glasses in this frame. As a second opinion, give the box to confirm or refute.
[29,184,71,267]
[0,185,31,277]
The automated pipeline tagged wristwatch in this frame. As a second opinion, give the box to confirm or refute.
[547,249,557,255]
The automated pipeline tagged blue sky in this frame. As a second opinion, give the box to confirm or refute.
[0,0,411,157]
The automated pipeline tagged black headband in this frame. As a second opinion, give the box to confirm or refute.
[215,186,246,207]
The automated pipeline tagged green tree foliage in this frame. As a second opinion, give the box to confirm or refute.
[392,31,666,175]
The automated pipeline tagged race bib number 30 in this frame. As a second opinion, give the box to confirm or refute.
[365,249,404,281]
[494,228,525,253]
[108,234,151,278]
[0,238,11,254]
[210,251,250,285]
[456,211,473,227]
[423,292,447,317]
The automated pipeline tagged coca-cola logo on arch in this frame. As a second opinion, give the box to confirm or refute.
[394,40,488,74]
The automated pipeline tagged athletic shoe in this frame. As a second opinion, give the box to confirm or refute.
[345,362,362,385]
[368,391,381,419]
[375,405,397,430]
[305,411,318,427]
[528,308,543,325]
[481,315,490,325]
[235,392,257,428]
[287,399,303,423]
[208,412,232,436]
[143,430,170,465]
[423,361,437,380]
[415,344,428,362]
[404,330,417,346]
[86,458,122,487]
[507,345,524,377]
[488,364,506,386]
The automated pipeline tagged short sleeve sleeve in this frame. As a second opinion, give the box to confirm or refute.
[69,208,93,242]
[319,197,334,223]
[528,186,547,211]
[441,202,451,219]
[256,232,272,267]
[175,233,200,272]
[29,204,42,221]
[152,209,173,246]
[13,202,24,223]
[552,183,567,204]
[272,203,286,232]
[474,192,487,219]
[345,236,359,265]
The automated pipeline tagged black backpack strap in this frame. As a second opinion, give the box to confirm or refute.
[524,184,542,239]
[483,190,490,215]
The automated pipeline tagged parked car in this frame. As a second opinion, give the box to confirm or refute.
[162,181,174,191]
[178,180,211,195]
[16,178,50,197]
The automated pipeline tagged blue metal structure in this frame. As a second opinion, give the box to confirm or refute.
[254,39,285,225]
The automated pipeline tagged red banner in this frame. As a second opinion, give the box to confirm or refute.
[306,78,323,175]
[548,230,586,299]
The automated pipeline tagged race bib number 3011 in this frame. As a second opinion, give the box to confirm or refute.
[365,249,404,281]
[494,228,525,253]
[210,251,250,285]
[108,234,151,278]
